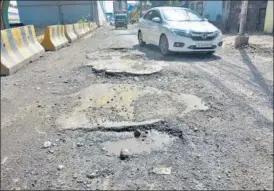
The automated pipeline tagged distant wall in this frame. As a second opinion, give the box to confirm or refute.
[97,1,107,25]
[264,0,273,33]
[226,0,268,33]
[203,1,222,22]
[189,0,223,30]
[17,1,94,26]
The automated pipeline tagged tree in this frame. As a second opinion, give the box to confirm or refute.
[235,0,249,47]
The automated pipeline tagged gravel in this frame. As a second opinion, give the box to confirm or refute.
[1,25,273,190]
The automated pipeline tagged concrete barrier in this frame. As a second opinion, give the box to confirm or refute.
[37,35,44,43]
[1,25,45,76]
[82,23,91,35]
[89,22,97,31]
[73,23,86,38]
[64,24,77,43]
[41,25,68,51]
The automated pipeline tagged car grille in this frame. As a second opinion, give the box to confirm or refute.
[190,32,216,41]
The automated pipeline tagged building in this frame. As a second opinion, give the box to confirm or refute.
[16,1,106,26]
[188,0,223,29]
[113,0,127,14]
[264,0,273,34]
[8,1,20,24]
[224,0,268,33]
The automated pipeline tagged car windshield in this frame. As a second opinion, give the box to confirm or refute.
[162,8,203,21]
[115,15,127,20]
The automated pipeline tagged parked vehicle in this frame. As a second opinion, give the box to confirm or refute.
[114,14,128,29]
[137,7,223,55]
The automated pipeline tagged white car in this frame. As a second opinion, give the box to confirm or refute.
[138,7,223,55]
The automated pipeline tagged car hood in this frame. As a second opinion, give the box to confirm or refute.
[168,21,218,32]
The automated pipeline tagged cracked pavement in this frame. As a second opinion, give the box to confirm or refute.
[1,24,273,190]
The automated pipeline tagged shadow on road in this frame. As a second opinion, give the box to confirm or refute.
[132,44,221,63]
[239,49,273,104]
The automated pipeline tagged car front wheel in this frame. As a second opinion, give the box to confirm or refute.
[206,51,215,55]
[138,31,146,46]
[159,35,170,56]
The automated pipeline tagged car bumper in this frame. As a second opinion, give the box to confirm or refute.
[167,34,223,52]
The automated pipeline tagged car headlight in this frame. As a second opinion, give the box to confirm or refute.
[215,30,222,37]
[171,29,191,38]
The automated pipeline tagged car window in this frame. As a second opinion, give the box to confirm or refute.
[186,9,203,21]
[143,11,152,20]
[162,7,203,21]
[150,10,162,22]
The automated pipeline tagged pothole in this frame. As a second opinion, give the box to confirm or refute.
[107,47,130,52]
[102,129,174,155]
[120,54,147,60]
[56,84,209,130]
[85,48,168,75]
[85,60,163,75]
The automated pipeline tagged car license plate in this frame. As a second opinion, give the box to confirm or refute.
[196,43,212,48]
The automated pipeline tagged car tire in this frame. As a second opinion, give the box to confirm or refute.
[138,31,146,46]
[159,35,170,56]
[206,51,215,55]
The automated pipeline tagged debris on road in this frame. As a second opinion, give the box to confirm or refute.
[43,141,52,148]
[134,129,141,138]
[57,164,65,170]
[86,172,97,179]
[120,148,130,160]
[152,167,172,175]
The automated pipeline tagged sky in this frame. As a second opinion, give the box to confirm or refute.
[10,1,17,6]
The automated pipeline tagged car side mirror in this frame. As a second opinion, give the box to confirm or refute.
[152,17,161,23]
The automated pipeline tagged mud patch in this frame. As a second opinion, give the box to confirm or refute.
[102,130,174,155]
[56,84,208,130]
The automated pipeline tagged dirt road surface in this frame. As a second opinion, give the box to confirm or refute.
[1,25,273,190]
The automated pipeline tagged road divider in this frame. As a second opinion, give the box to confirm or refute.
[83,23,91,35]
[41,25,68,51]
[1,25,45,76]
[64,24,78,43]
[90,22,97,31]
[73,23,86,38]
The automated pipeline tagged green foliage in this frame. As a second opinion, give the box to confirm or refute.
[78,19,89,23]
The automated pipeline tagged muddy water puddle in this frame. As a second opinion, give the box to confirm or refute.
[102,130,174,155]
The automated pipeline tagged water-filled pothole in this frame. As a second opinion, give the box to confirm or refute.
[102,130,174,155]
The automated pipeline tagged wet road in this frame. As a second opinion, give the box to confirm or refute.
[1,24,273,190]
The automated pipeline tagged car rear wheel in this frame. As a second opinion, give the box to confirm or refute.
[159,35,170,56]
[138,31,146,46]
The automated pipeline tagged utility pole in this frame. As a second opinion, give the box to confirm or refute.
[139,0,143,18]
[235,0,249,48]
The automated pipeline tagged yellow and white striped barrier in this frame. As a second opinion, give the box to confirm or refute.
[1,25,45,76]
[89,22,97,31]
[65,24,77,43]
[40,25,68,51]
[73,23,86,38]
[82,23,91,35]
